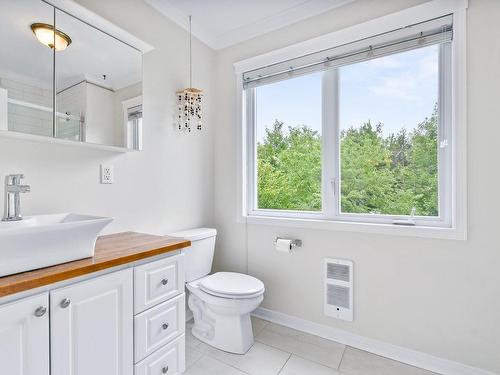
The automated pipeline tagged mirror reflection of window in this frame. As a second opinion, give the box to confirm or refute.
[127,104,142,151]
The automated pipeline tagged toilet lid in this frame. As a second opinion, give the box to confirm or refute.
[200,272,264,297]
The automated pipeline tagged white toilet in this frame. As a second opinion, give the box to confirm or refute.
[169,228,265,354]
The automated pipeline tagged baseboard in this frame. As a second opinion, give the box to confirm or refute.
[252,307,496,375]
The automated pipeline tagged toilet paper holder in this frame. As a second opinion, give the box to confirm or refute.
[274,237,302,248]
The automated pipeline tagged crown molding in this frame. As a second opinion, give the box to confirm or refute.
[144,0,355,50]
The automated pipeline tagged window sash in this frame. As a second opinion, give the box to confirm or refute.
[246,40,452,228]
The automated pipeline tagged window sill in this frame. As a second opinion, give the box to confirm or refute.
[243,214,466,240]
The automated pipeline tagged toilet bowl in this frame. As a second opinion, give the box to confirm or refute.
[168,228,265,354]
[187,272,264,354]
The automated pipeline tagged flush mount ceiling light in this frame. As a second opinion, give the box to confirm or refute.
[30,23,72,51]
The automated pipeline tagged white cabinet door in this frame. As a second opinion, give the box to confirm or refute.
[0,293,49,375]
[50,268,133,375]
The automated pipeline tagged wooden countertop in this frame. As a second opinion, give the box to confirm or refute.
[0,232,190,298]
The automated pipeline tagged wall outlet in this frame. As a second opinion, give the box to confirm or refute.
[100,164,114,184]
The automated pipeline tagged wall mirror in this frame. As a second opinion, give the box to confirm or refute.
[0,0,146,151]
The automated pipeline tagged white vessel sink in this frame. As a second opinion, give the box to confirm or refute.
[0,213,113,277]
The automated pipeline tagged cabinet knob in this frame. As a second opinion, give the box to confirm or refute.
[162,323,169,330]
[161,278,168,286]
[162,366,169,373]
[34,306,47,317]
[60,298,71,308]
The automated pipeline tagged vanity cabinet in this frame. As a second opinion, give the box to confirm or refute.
[0,293,50,375]
[50,268,134,375]
[0,248,187,375]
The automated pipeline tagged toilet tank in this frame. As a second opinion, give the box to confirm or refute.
[168,228,217,282]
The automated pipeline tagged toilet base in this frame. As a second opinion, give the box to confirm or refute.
[191,312,254,354]
[188,289,263,354]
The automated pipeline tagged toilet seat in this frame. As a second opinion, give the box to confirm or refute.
[199,272,265,299]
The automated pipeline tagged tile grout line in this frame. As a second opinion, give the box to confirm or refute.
[207,354,251,375]
[228,360,252,375]
[277,353,293,375]
[337,345,347,371]
[187,351,204,371]
[254,325,346,372]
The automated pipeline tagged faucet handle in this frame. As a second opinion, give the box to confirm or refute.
[5,174,24,185]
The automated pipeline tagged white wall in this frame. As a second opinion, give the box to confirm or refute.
[213,0,500,373]
[0,0,215,235]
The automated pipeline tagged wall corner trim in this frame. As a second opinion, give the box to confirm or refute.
[252,307,495,375]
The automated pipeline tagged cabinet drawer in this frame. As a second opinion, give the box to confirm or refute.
[134,334,185,375]
[134,293,185,362]
[134,253,185,314]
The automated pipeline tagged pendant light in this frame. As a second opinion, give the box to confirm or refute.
[177,16,203,133]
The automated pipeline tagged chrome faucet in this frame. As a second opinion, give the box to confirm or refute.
[2,174,30,222]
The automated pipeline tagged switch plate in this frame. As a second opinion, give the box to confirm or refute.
[100,164,114,184]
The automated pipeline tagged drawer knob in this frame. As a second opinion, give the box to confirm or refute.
[162,366,169,373]
[60,298,71,309]
[162,323,169,330]
[34,306,47,317]
[161,278,168,286]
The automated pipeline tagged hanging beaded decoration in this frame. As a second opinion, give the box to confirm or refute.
[177,88,202,132]
[176,15,203,133]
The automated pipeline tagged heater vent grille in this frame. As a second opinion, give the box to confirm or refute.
[324,258,353,322]
[327,284,350,309]
[327,263,350,282]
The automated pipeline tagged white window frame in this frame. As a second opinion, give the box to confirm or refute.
[235,0,468,240]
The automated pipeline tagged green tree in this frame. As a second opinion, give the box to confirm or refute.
[257,120,321,211]
[257,106,438,217]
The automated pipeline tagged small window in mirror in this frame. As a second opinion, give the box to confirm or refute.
[127,104,142,151]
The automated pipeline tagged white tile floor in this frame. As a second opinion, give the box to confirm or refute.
[184,317,438,375]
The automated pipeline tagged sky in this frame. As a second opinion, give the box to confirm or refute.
[255,44,439,142]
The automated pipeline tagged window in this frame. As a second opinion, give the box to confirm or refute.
[126,104,143,150]
[255,73,323,212]
[241,14,462,230]
[337,45,446,222]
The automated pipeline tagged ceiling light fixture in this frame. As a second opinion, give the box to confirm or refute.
[30,23,72,51]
